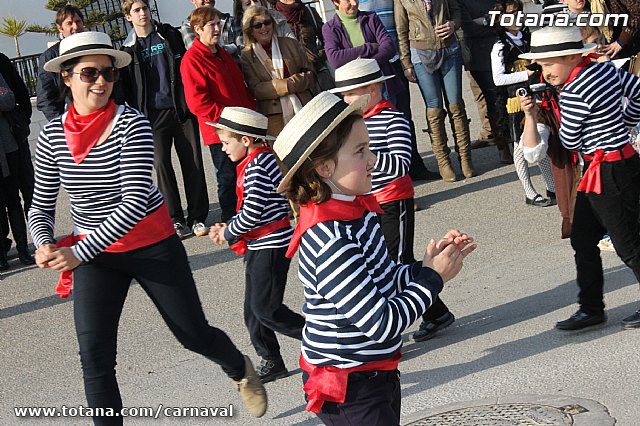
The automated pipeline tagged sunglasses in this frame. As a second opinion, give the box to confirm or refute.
[252,19,273,30]
[69,67,119,83]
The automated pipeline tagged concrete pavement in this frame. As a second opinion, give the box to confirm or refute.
[1,80,639,425]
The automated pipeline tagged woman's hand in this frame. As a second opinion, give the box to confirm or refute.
[404,67,417,83]
[435,21,455,39]
[208,224,227,245]
[601,41,623,58]
[43,246,81,272]
[520,94,538,117]
[422,230,476,283]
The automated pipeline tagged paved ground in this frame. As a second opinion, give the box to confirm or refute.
[1,79,639,425]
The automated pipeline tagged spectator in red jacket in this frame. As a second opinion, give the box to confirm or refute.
[181,6,256,222]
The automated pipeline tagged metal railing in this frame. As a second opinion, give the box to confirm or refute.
[9,54,39,98]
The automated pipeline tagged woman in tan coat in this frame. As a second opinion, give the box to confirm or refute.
[240,6,316,136]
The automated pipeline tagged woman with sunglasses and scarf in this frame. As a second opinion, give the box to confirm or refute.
[28,31,267,425]
[240,5,316,136]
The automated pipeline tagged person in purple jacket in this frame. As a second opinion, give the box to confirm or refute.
[323,0,403,102]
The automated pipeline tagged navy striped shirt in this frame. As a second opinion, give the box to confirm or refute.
[224,150,293,250]
[28,105,165,263]
[559,61,640,154]
[298,206,443,367]
[364,108,412,193]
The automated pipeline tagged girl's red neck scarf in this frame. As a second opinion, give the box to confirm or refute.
[286,195,383,258]
[64,100,116,164]
[363,99,396,118]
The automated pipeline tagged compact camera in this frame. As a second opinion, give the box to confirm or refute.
[516,83,554,98]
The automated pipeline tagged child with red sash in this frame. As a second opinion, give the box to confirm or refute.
[519,25,640,331]
[330,59,458,343]
[273,91,476,425]
[29,32,267,424]
[208,107,304,384]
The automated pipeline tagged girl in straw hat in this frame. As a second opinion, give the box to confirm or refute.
[208,107,304,384]
[28,31,267,424]
[273,91,476,425]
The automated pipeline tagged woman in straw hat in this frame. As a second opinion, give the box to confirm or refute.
[28,31,267,424]
[273,91,476,425]
[240,5,316,136]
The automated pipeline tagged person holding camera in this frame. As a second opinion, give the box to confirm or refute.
[491,0,555,207]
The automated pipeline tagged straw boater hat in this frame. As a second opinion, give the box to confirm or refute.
[44,31,131,72]
[206,107,276,140]
[519,26,596,60]
[329,58,394,93]
[273,91,370,193]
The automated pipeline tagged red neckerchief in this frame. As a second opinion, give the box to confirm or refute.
[300,352,401,413]
[53,203,174,298]
[563,57,593,86]
[286,195,384,258]
[235,146,273,211]
[64,100,116,164]
[363,99,396,119]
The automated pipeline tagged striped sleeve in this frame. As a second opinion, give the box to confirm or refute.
[313,226,443,343]
[618,67,640,127]
[28,129,60,247]
[72,114,156,262]
[559,90,590,151]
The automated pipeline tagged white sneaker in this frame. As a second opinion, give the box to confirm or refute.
[192,222,208,237]
[598,235,615,252]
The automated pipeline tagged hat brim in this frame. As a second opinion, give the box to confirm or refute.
[205,121,276,141]
[329,75,394,93]
[275,94,369,193]
[519,44,597,60]
[44,48,132,72]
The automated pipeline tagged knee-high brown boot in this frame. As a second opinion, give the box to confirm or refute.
[426,108,457,182]
[449,103,476,178]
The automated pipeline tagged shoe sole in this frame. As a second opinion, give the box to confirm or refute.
[259,370,289,384]
[622,323,640,330]
[555,320,606,331]
[413,315,455,342]
[193,230,208,237]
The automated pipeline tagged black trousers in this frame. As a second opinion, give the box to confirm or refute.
[379,197,416,264]
[73,235,245,426]
[147,109,209,226]
[244,247,304,360]
[571,155,640,315]
[0,150,30,253]
[303,369,401,426]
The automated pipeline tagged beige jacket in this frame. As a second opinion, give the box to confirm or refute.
[240,37,315,117]
[394,0,461,70]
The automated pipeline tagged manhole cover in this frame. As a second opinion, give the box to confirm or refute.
[406,403,577,425]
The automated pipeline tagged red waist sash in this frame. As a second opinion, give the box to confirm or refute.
[373,174,414,204]
[229,217,291,255]
[300,352,401,413]
[54,203,174,298]
[577,143,636,194]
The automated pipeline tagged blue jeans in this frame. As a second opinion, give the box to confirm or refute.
[411,42,464,108]
[208,144,238,222]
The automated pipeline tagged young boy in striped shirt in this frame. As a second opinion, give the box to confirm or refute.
[208,107,305,383]
[519,25,640,331]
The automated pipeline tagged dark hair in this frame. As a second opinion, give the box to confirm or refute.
[121,0,150,16]
[286,114,362,205]
[190,6,225,35]
[56,5,84,27]
[493,0,524,14]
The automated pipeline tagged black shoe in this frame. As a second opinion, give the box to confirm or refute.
[621,310,640,330]
[18,250,35,265]
[525,195,552,207]
[256,358,288,384]
[556,310,606,330]
[0,257,8,271]
[3,237,11,254]
[409,167,440,182]
[546,190,556,200]
[413,311,455,342]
